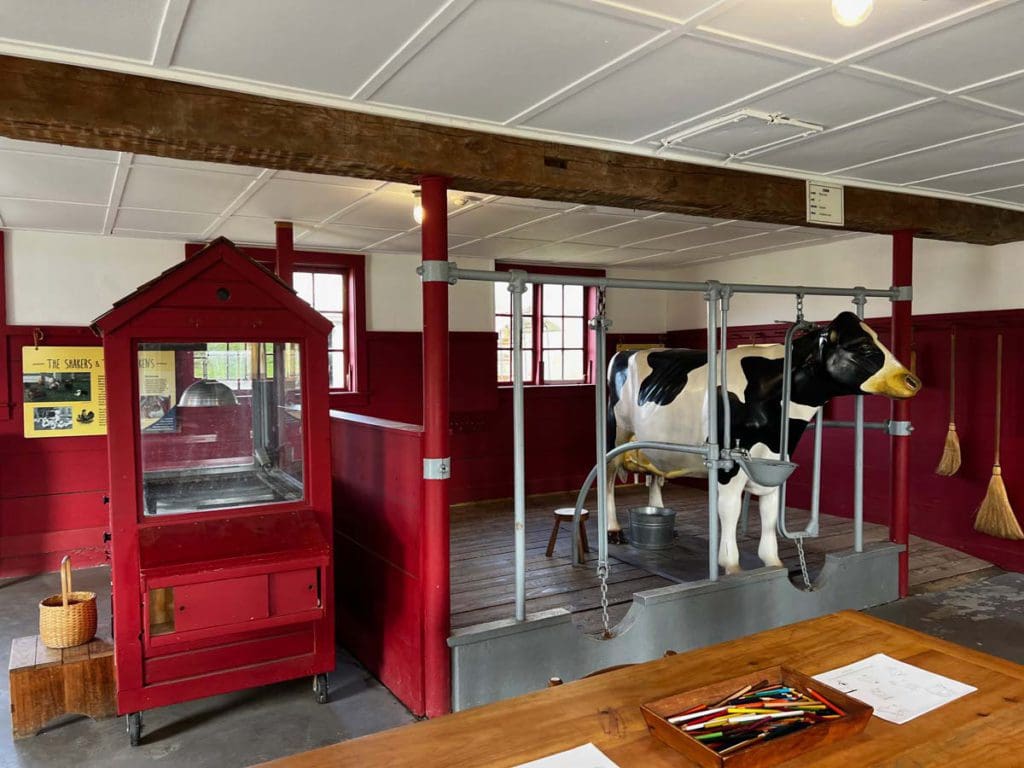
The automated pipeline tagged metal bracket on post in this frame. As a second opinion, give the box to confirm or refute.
[417,260,458,284]
[507,270,528,296]
[423,457,451,480]
[892,285,913,302]
[887,420,914,437]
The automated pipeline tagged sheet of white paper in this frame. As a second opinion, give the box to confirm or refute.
[814,653,977,725]
[513,743,621,768]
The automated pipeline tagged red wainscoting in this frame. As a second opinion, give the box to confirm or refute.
[0,326,109,576]
[330,411,425,715]
[668,310,1024,573]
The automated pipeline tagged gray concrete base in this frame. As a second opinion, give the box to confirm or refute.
[449,542,901,711]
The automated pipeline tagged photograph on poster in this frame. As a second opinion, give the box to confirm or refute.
[32,406,74,431]
[22,372,92,402]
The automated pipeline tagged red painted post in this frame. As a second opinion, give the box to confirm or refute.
[420,176,451,716]
[891,230,914,598]
[275,221,295,284]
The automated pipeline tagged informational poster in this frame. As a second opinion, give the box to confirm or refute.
[22,346,106,438]
[806,181,845,226]
[138,350,176,430]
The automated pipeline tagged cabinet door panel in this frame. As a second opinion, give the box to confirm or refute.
[175,575,269,632]
[269,569,320,616]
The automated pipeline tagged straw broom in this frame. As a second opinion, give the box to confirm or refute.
[973,334,1024,540]
[935,331,962,476]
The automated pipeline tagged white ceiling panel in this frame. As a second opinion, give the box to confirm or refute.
[121,164,256,214]
[0,199,105,232]
[920,161,1024,195]
[450,237,546,259]
[132,154,261,176]
[753,101,1015,173]
[503,211,635,240]
[370,231,476,252]
[274,170,384,189]
[297,224,406,250]
[332,191,421,230]
[702,0,982,61]
[173,0,448,96]
[514,241,605,261]
[236,179,368,221]
[371,0,661,122]
[0,151,115,204]
[210,216,281,245]
[847,126,1024,184]
[493,195,578,210]
[114,208,216,236]
[569,217,688,246]
[526,36,808,141]
[0,0,166,60]
[982,185,1024,204]
[860,3,1024,90]
[967,76,1024,114]
[447,202,556,237]
[595,1,723,24]
[0,137,119,161]
[629,223,765,250]
[746,73,922,130]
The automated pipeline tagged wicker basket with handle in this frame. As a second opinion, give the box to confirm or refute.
[39,555,97,649]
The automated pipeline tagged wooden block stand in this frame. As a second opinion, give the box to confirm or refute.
[8,635,115,739]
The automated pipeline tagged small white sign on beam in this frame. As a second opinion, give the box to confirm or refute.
[806,181,845,226]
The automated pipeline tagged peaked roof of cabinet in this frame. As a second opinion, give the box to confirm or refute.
[92,237,333,336]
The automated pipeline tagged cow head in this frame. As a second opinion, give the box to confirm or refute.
[820,312,921,399]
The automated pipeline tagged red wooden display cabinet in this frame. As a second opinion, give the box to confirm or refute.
[93,238,335,745]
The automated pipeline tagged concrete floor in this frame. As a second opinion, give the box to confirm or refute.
[0,567,415,768]
[2,565,1022,768]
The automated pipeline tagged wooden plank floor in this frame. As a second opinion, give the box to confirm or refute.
[450,484,995,634]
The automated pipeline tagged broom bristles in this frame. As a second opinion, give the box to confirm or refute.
[935,424,962,476]
[973,466,1024,540]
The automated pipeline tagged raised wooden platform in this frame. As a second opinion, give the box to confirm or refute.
[450,485,995,634]
[8,634,115,739]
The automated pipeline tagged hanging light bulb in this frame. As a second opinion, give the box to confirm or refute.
[412,189,424,225]
[832,0,873,27]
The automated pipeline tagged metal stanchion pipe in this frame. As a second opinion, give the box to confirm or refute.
[854,296,866,554]
[593,305,610,575]
[810,406,823,536]
[706,289,720,582]
[719,290,732,457]
[510,275,527,621]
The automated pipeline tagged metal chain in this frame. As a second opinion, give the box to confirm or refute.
[597,562,612,638]
[794,535,813,591]
[597,286,607,319]
[795,293,805,323]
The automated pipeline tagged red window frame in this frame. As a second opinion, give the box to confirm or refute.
[185,244,367,404]
[495,262,604,386]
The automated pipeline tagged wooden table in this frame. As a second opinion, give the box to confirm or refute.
[8,634,115,739]
[260,611,1024,767]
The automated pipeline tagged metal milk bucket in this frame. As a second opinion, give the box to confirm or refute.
[628,506,676,550]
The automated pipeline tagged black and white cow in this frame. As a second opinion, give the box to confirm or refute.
[607,311,920,574]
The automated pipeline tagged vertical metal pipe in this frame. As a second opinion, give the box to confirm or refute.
[419,176,451,717]
[854,296,866,553]
[719,290,732,457]
[594,304,610,573]
[810,406,823,536]
[705,289,720,582]
[891,232,914,598]
[510,276,526,621]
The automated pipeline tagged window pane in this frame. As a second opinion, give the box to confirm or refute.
[522,351,533,379]
[564,350,584,381]
[564,317,584,347]
[329,323,346,351]
[522,316,533,350]
[542,284,563,314]
[497,350,511,383]
[564,285,584,316]
[328,351,347,389]
[313,272,345,312]
[494,283,510,315]
[495,317,511,348]
[543,319,562,349]
[293,272,314,306]
[522,284,534,314]
[543,349,563,382]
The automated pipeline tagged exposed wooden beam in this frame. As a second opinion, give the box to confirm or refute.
[1,54,1022,245]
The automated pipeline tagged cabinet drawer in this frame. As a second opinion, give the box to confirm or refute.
[175,575,269,633]
[269,569,320,616]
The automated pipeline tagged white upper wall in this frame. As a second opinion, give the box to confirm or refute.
[664,235,1024,329]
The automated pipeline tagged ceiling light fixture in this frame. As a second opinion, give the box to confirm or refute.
[412,189,424,225]
[832,0,873,27]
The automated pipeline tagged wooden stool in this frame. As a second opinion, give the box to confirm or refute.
[545,508,590,560]
[8,634,115,739]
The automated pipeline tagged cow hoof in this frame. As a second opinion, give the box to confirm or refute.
[724,564,743,576]
[608,530,627,545]
[761,558,784,569]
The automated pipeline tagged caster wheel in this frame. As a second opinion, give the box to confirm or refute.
[313,673,329,704]
[126,712,142,747]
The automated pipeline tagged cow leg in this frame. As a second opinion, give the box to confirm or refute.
[756,488,784,568]
[606,457,626,544]
[717,472,747,575]
[647,475,665,508]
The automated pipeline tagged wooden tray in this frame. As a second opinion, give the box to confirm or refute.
[640,665,872,768]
